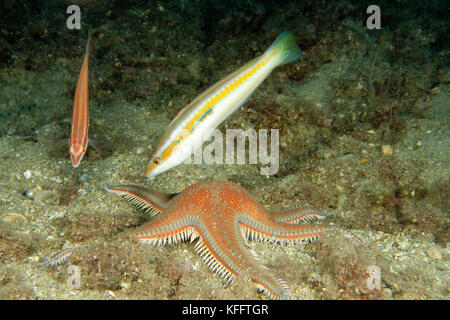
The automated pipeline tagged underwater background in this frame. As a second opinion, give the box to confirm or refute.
[0,0,448,299]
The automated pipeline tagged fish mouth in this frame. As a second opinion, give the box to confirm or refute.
[144,164,158,178]
[70,153,83,168]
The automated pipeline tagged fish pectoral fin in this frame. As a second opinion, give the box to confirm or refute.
[88,139,113,158]
[46,138,70,159]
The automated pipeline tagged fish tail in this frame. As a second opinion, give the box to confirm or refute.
[265,31,302,66]
[85,29,92,58]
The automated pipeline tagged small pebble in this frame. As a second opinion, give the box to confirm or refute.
[29,255,40,263]
[23,170,32,179]
[135,147,145,155]
[120,282,130,290]
[50,211,66,220]
[381,145,393,156]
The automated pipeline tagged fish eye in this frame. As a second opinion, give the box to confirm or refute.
[153,157,161,165]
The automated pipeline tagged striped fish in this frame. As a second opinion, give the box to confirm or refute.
[144,31,302,178]
[69,32,91,167]
[44,248,76,268]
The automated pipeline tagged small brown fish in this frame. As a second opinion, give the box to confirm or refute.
[69,32,91,167]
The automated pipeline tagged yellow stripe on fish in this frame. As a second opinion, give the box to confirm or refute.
[145,31,302,178]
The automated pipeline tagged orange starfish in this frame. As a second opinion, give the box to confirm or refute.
[105,180,361,299]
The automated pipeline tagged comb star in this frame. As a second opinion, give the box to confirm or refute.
[105,180,361,299]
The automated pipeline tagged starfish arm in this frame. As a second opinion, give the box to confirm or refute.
[269,206,326,224]
[234,214,292,300]
[194,212,292,299]
[241,214,362,246]
[133,211,198,245]
[104,184,176,216]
